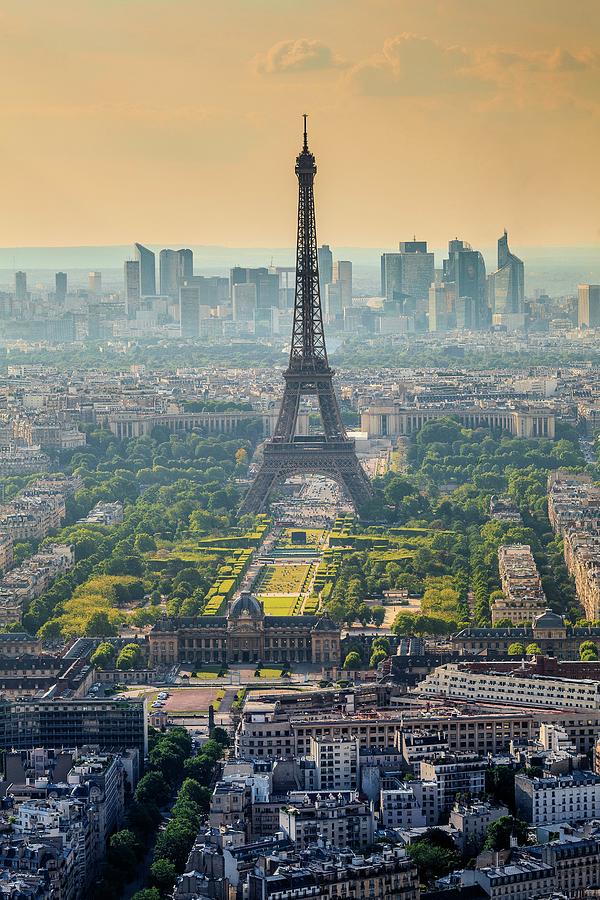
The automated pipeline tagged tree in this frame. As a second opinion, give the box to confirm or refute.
[372,636,390,655]
[154,819,197,869]
[116,642,144,670]
[235,448,248,465]
[131,891,160,900]
[134,533,156,553]
[178,778,211,812]
[407,840,459,886]
[525,642,542,656]
[486,766,516,812]
[580,640,599,661]
[384,476,414,515]
[134,771,170,807]
[127,799,161,836]
[343,650,361,670]
[108,829,140,877]
[85,611,117,637]
[211,726,230,746]
[90,641,116,669]
[183,755,214,784]
[507,642,525,657]
[369,648,387,668]
[150,859,177,892]
[371,606,385,627]
[484,815,529,851]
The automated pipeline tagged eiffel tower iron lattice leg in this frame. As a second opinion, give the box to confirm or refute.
[239,117,373,516]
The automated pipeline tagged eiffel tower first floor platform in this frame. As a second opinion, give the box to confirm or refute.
[239,436,373,515]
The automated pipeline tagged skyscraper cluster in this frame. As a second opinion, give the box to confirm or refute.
[379,232,525,334]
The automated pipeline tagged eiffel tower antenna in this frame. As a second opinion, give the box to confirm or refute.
[239,117,373,515]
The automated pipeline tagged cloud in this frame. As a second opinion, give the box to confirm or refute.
[545,47,597,71]
[347,34,488,97]
[255,38,344,75]
[346,33,599,100]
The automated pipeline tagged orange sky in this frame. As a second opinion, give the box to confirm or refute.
[1,0,599,248]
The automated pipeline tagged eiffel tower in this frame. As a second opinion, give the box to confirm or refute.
[239,117,373,515]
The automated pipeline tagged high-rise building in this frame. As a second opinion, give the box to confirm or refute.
[229,267,278,311]
[333,260,352,308]
[55,272,67,303]
[160,248,194,299]
[180,285,211,337]
[578,284,600,328]
[324,281,343,323]
[381,241,435,312]
[88,271,102,296]
[124,260,141,315]
[443,240,487,329]
[15,271,27,302]
[178,248,194,281]
[271,266,295,310]
[134,243,156,296]
[232,282,257,324]
[318,244,333,293]
[429,283,449,333]
[488,230,525,315]
[159,249,179,298]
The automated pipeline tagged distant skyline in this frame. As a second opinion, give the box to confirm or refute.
[1,0,600,248]
[1,243,599,298]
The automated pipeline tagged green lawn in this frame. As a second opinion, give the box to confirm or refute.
[258,667,284,678]
[258,563,311,594]
[259,595,298,614]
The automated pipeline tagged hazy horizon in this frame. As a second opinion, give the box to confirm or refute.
[1,243,599,297]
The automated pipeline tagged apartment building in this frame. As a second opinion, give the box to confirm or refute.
[279,792,375,850]
[0,632,42,657]
[0,533,13,574]
[13,796,94,898]
[307,735,359,791]
[0,698,148,756]
[529,837,600,898]
[449,802,510,853]
[77,501,124,526]
[419,753,487,814]
[492,544,547,625]
[515,771,600,825]
[236,700,600,761]
[399,730,449,771]
[247,847,419,900]
[0,496,65,541]
[0,837,69,900]
[0,445,50,476]
[548,471,600,619]
[469,858,555,900]
[0,544,74,626]
[547,471,600,536]
[379,786,427,830]
[563,527,600,621]
[415,663,600,711]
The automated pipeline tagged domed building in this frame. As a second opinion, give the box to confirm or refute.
[149,591,341,668]
[451,608,600,660]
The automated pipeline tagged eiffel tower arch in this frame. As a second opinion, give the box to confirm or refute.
[239,118,373,516]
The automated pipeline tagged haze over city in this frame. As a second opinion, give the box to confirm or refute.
[2,0,600,248]
[3,5,600,900]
